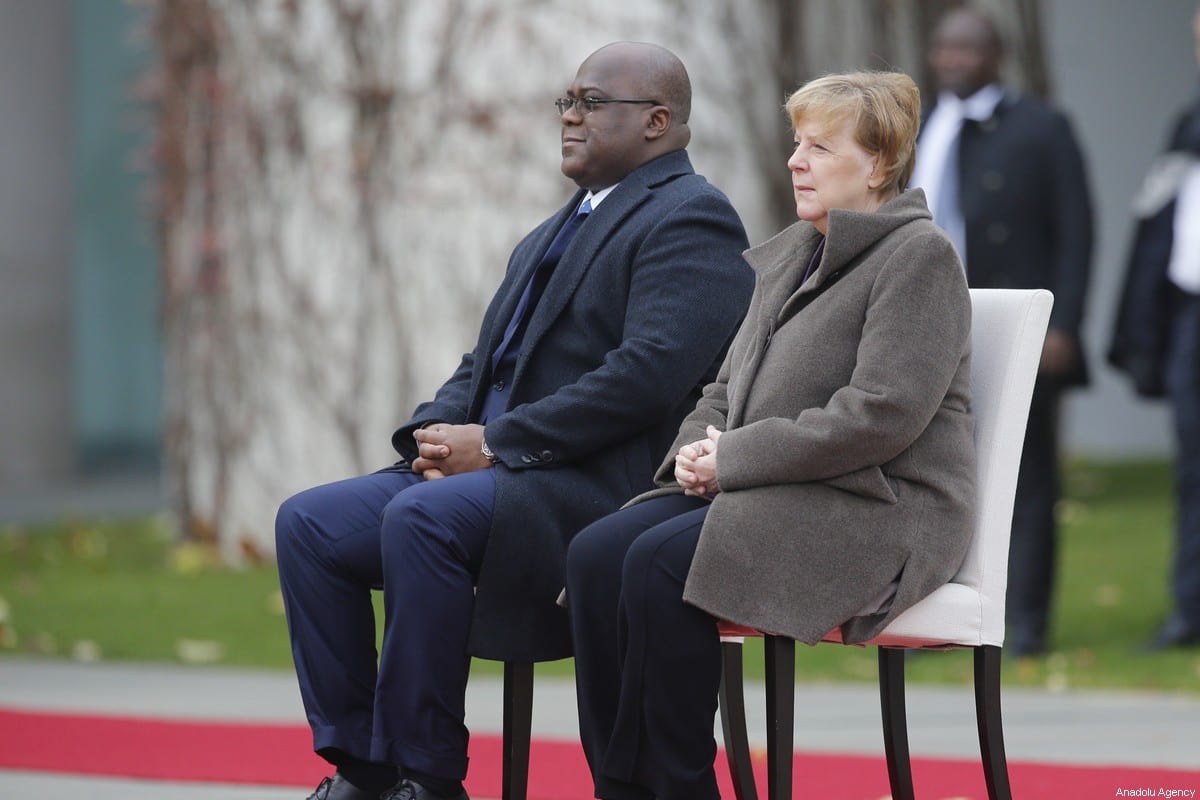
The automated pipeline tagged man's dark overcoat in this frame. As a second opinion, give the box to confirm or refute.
[392,150,754,661]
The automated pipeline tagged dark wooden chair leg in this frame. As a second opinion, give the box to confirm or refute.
[719,639,760,800]
[502,661,534,800]
[878,647,915,800]
[974,645,1012,800]
[764,636,795,800]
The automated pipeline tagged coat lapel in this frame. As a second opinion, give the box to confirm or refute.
[727,191,934,426]
[482,191,587,365]
[515,151,694,377]
[519,186,644,351]
[724,222,820,428]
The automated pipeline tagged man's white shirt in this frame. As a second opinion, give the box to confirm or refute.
[910,84,1006,262]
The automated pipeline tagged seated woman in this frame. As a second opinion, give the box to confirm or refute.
[564,70,976,800]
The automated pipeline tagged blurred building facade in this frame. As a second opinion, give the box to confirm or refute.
[1048,0,1192,457]
[1,1,159,504]
[0,0,1192,513]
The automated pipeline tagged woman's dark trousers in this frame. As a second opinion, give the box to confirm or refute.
[565,493,722,800]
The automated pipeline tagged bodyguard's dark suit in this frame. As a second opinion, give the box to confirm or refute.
[1110,100,1200,636]
[928,91,1093,651]
[1110,102,1200,396]
[276,149,753,781]
[954,93,1093,359]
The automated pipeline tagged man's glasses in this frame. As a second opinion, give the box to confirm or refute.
[555,96,660,115]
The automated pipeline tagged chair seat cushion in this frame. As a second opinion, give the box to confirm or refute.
[823,582,991,648]
[717,582,997,649]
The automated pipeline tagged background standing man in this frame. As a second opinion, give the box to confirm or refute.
[911,7,1094,657]
[275,42,753,800]
[1109,6,1200,651]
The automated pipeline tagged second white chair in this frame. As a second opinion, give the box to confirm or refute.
[717,287,1054,800]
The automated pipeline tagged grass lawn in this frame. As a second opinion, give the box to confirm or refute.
[1,459,1198,693]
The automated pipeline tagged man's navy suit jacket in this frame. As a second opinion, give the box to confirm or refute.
[391,149,754,661]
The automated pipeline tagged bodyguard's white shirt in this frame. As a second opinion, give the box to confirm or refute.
[911,84,1006,261]
[1169,165,1200,293]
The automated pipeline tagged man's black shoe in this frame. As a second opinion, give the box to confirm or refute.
[1145,615,1200,651]
[306,775,384,800]
[381,778,470,800]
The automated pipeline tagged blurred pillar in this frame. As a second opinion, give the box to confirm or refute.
[72,0,161,472]
[0,2,73,488]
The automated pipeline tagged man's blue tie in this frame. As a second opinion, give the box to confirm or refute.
[491,199,593,370]
[477,199,593,424]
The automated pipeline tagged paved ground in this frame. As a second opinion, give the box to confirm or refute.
[0,471,164,525]
[5,481,1197,797]
[1,657,1198,798]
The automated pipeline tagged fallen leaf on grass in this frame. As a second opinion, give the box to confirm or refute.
[175,638,225,664]
[0,596,15,648]
[0,525,29,554]
[240,536,266,565]
[1045,672,1070,693]
[1056,498,1086,524]
[1093,584,1122,607]
[29,632,58,655]
[71,639,103,662]
[1045,653,1070,692]
[66,528,109,562]
[0,624,16,648]
[168,541,223,574]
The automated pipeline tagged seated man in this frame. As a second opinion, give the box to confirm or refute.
[275,41,754,800]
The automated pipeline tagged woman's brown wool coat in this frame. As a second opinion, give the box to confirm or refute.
[636,189,977,646]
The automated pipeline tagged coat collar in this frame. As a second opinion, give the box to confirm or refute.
[512,149,695,376]
[744,189,933,292]
[576,149,694,232]
[543,148,694,283]
[531,148,696,267]
[725,191,933,427]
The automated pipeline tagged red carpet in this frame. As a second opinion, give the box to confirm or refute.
[2,707,1197,798]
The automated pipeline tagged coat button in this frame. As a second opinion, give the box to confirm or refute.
[982,170,1004,191]
[492,379,505,391]
[987,223,1009,244]
[540,450,555,462]
[521,454,533,464]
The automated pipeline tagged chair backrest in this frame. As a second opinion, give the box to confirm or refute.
[953,289,1053,646]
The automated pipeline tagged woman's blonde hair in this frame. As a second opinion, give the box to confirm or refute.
[785,71,921,197]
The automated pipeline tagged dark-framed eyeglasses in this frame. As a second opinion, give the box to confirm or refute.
[555,96,660,115]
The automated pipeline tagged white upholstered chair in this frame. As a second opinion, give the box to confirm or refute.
[717,288,1054,800]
